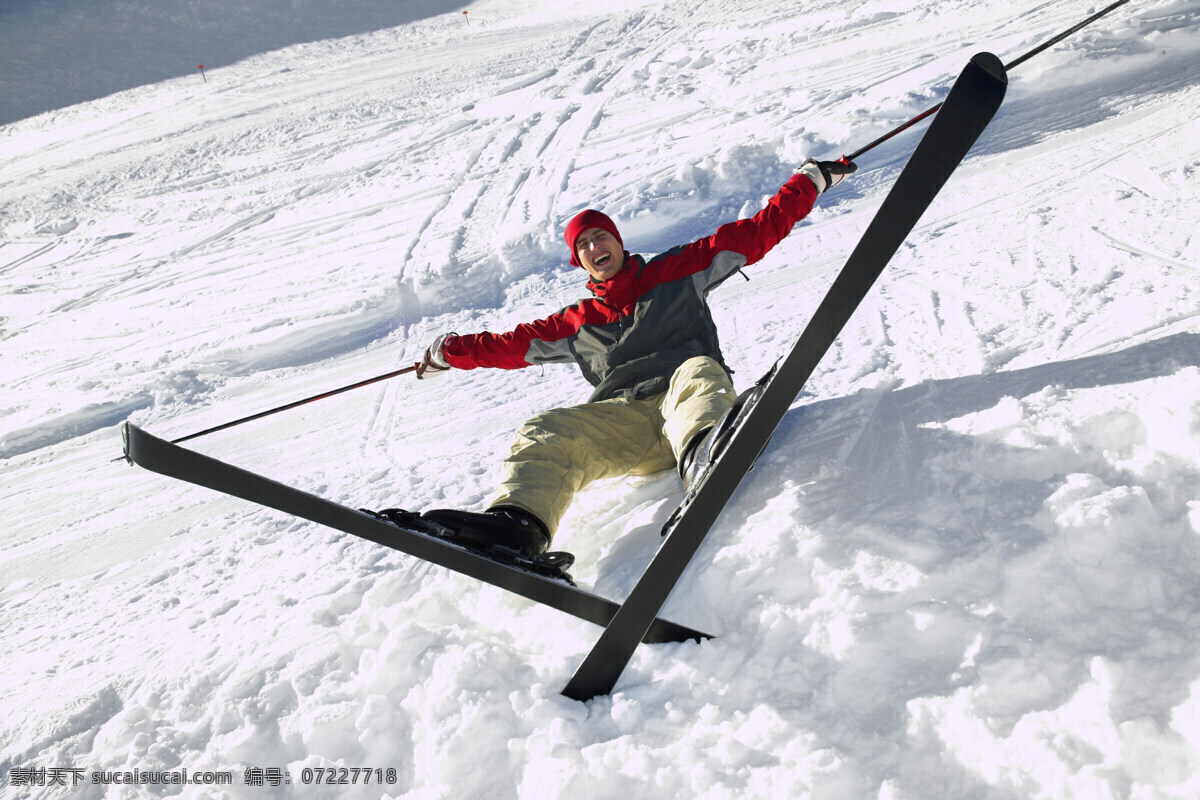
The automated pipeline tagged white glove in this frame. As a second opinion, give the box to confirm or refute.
[798,158,857,193]
[416,332,457,379]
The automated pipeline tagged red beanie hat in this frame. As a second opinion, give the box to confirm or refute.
[564,209,623,267]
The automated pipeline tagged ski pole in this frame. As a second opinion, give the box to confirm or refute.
[171,363,420,444]
[843,0,1132,161]
[115,363,419,458]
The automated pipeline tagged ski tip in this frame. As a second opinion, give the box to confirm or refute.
[120,421,134,465]
[970,52,1007,84]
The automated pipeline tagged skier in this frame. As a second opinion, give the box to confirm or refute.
[412,158,855,558]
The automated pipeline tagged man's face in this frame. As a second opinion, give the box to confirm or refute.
[575,227,625,283]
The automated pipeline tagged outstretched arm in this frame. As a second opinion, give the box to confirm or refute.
[421,301,597,375]
[646,158,854,292]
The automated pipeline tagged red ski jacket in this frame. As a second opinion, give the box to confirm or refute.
[442,172,819,401]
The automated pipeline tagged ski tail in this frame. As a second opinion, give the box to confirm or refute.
[561,53,1008,702]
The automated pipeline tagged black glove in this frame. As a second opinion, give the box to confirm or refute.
[798,158,857,193]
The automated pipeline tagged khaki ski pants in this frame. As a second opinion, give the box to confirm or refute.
[490,356,735,537]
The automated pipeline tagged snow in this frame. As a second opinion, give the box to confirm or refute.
[2,0,1199,797]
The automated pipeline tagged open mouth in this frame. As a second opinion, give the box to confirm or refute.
[593,253,612,267]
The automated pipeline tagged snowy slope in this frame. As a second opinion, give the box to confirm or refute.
[2,0,1200,797]
[0,0,470,126]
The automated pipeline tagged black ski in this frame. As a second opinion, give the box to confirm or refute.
[562,53,1008,701]
[121,422,710,644]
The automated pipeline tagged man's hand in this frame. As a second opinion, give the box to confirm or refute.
[799,158,857,193]
[416,333,457,379]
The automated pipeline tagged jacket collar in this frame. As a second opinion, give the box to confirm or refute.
[587,252,639,308]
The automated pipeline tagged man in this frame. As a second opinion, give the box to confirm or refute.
[412,158,855,558]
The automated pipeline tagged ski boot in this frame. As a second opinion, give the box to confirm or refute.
[368,506,575,583]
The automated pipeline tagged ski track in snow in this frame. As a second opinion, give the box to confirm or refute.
[2,0,1200,798]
